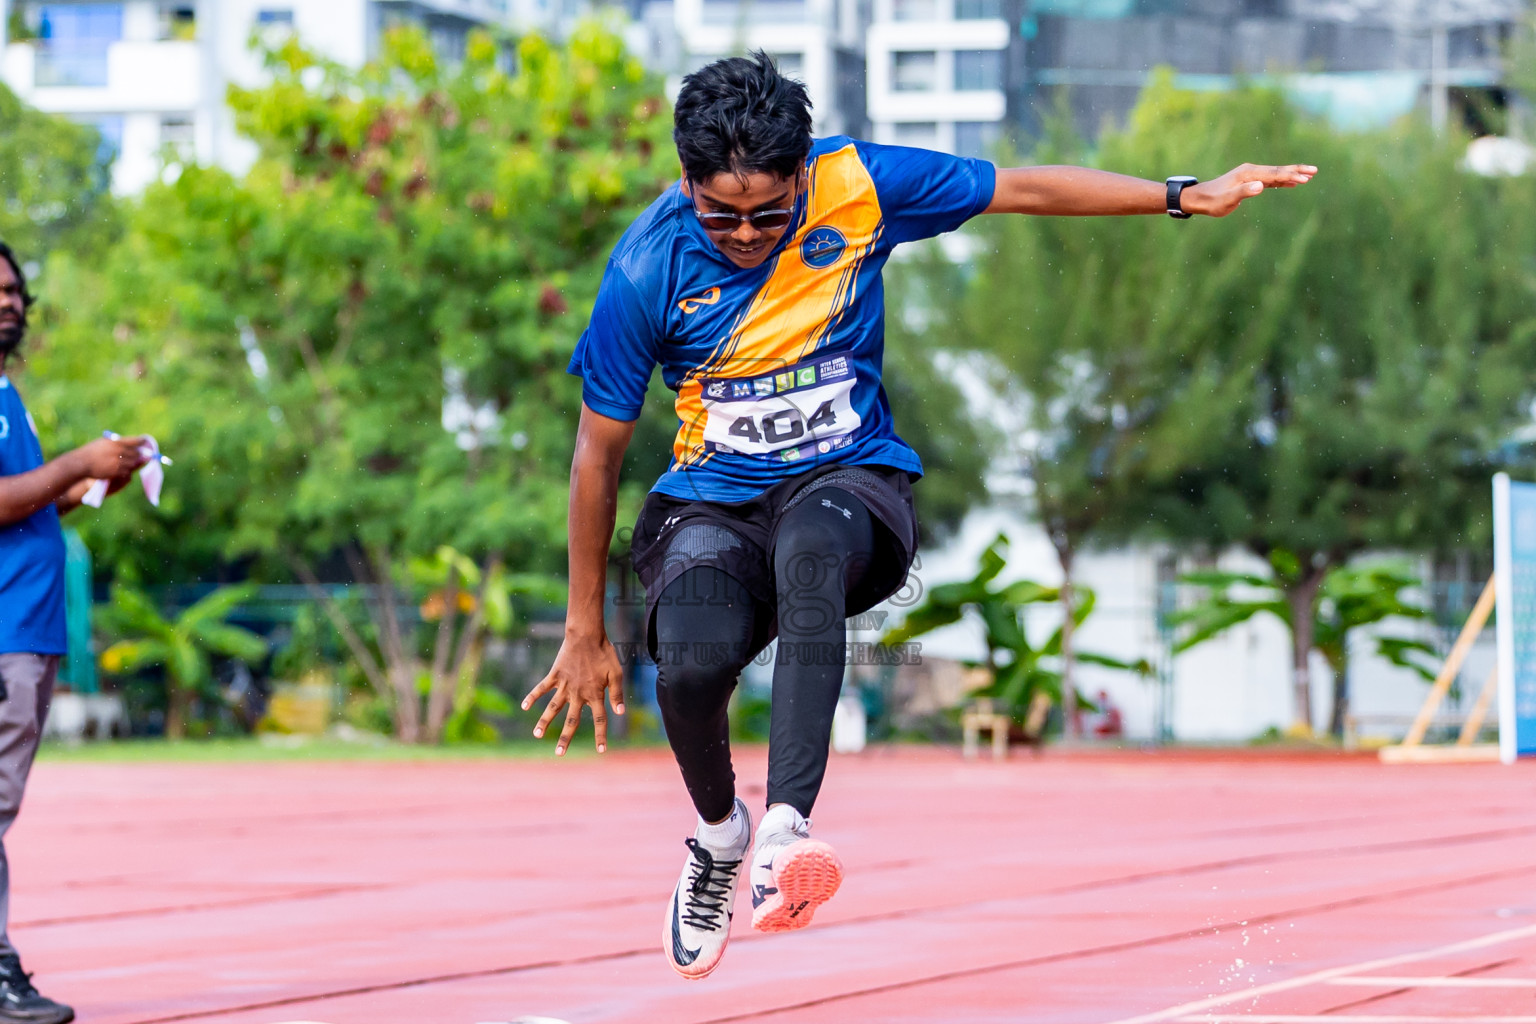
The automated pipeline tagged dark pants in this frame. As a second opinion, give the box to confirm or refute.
[0,654,57,958]
[653,486,876,822]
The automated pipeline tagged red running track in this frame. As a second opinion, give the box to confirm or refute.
[11,746,1536,1024]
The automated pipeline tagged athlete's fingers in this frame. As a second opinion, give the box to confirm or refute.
[609,669,626,717]
[1260,163,1315,186]
[521,673,557,713]
[533,682,567,740]
[1235,162,1315,188]
[556,700,583,757]
[591,698,608,754]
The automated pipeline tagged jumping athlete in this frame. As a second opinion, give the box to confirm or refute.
[522,53,1314,979]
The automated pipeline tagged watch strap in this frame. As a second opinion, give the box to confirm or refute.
[1166,176,1197,219]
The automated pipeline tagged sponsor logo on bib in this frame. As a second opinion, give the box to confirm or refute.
[697,351,861,462]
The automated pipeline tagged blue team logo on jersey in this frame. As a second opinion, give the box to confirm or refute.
[0,415,7,441]
[801,227,847,269]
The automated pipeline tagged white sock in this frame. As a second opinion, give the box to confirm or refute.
[758,803,807,838]
[695,801,749,852]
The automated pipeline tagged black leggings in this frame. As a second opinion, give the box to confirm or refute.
[653,486,876,822]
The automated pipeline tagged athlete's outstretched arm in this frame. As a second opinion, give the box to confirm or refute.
[983,162,1315,218]
[522,404,636,756]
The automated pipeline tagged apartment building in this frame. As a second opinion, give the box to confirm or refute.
[0,0,519,193]
[865,0,1007,155]
[1034,0,1521,140]
[866,0,1524,155]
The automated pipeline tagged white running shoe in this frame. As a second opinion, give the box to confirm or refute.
[749,806,843,933]
[663,798,751,980]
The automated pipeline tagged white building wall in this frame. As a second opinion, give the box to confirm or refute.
[1,0,513,194]
[865,0,1004,153]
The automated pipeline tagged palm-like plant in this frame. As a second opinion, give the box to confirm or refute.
[99,584,269,739]
[883,534,1150,739]
[1173,556,1436,737]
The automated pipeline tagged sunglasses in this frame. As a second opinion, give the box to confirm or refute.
[694,208,796,233]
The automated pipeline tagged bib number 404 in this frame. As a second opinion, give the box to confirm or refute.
[727,400,838,446]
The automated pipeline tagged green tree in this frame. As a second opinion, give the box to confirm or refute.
[36,24,674,742]
[405,545,565,742]
[946,75,1536,731]
[1174,558,1437,737]
[0,82,117,265]
[99,584,269,740]
[881,250,997,542]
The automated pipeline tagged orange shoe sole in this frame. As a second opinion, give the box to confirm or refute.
[752,839,843,933]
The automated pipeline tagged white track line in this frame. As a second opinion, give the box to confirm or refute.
[1103,921,1536,1024]
[1176,1017,1536,1023]
[1328,976,1536,988]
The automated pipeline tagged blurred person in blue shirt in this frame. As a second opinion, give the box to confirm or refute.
[0,242,145,1024]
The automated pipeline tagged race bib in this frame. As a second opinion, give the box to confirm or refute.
[699,352,861,463]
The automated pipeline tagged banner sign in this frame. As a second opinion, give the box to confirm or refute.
[1493,473,1536,762]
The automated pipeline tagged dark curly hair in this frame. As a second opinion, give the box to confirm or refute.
[673,51,814,185]
[0,242,33,311]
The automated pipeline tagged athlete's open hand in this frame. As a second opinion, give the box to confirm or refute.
[522,634,627,756]
[1183,163,1317,218]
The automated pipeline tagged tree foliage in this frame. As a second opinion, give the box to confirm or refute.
[881,251,996,541]
[31,24,674,741]
[0,81,117,265]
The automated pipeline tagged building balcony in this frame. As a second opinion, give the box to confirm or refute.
[405,0,514,18]
[2,39,201,113]
[868,87,1004,123]
[867,18,1008,50]
[675,0,838,40]
[699,0,810,23]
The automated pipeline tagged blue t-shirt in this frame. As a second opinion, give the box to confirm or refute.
[0,377,67,655]
[569,136,996,503]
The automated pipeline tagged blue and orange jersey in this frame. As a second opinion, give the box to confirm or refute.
[568,136,996,503]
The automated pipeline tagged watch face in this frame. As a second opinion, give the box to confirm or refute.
[1168,175,1198,185]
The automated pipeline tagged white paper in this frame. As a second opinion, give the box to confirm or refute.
[138,435,165,506]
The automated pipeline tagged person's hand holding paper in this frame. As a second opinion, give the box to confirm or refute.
[81,433,170,508]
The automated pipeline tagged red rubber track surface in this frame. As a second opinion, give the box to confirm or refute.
[13,747,1536,1024]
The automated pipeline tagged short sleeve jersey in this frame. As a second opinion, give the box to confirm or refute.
[0,376,67,655]
[569,137,996,503]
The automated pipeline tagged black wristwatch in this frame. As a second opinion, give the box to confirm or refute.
[1166,176,1198,219]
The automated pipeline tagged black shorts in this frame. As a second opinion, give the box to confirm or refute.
[629,464,919,658]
